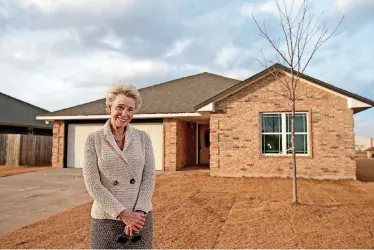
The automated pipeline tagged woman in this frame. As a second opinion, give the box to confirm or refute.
[83,83,156,249]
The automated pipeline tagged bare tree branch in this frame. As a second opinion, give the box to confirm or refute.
[253,0,343,203]
[301,16,343,74]
[252,15,292,67]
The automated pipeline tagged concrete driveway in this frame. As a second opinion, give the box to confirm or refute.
[0,168,91,237]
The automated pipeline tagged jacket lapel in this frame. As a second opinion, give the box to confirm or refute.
[123,123,134,153]
[103,119,129,164]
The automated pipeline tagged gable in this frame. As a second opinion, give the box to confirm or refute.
[214,74,349,113]
[195,64,374,114]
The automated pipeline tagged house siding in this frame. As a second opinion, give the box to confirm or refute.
[210,75,356,180]
[52,120,65,168]
[164,119,196,171]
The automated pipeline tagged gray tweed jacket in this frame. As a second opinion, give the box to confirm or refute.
[83,119,156,220]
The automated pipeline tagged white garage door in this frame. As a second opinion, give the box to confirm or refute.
[131,123,164,171]
[67,124,103,169]
[67,122,164,170]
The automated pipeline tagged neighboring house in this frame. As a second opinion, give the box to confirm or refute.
[37,64,374,180]
[0,92,52,135]
[355,135,374,151]
[365,147,374,158]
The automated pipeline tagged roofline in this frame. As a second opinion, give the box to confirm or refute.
[138,72,239,92]
[39,72,240,117]
[0,92,50,113]
[194,63,374,110]
[38,98,106,117]
[275,64,374,105]
[36,113,203,121]
[0,121,52,129]
[194,67,273,110]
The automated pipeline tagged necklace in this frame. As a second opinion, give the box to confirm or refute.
[114,133,125,142]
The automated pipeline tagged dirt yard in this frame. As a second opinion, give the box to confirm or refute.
[0,166,53,178]
[1,173,374,249]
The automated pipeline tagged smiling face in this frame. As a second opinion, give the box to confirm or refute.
[109,93,136,129]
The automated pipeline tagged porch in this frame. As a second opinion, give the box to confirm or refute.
[163,118,211,171]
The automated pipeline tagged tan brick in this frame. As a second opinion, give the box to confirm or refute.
[52,121,65,168]
[210,75,356,180]
[164,119,196,171]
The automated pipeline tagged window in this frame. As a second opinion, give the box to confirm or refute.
[204,129,210,148]
[261,112,308,155]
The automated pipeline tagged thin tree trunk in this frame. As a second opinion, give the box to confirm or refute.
[292,100,298,203]
[253,0,342,203]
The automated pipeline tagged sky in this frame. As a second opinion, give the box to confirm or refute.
[0,0,373,137]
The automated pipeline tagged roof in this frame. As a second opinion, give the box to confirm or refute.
[38,64,374,119]
[0,92,52,129]
[365,147,374,152]
[38,72,240,117]
[195,63,374,112]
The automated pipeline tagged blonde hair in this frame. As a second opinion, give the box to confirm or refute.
[105,83,142,114]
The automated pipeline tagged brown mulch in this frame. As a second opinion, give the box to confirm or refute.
[0,174,374,249]
[0,166,53,178]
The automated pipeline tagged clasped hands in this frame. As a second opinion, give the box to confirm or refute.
[118,210,147,237]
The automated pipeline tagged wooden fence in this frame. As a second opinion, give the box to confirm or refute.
[0,134,52,166]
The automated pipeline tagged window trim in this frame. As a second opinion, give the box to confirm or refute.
[260,111,311,157]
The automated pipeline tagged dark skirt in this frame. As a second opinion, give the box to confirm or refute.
[90,212,153,249]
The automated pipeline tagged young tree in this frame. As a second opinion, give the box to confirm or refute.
[252,0,343,203]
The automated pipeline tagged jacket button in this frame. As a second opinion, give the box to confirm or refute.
[130,178,136,184]
[113,180,118,186]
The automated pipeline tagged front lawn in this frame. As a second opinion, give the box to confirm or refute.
[0,174,374,248]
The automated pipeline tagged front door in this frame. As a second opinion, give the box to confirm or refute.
[199,124,210,164]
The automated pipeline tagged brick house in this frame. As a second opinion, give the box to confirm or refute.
[37,64,374,180]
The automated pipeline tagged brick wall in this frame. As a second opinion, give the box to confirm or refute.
[164,119,196,171]
[52,120,65,168]
[164,119,177,171]
[210,74,356,180]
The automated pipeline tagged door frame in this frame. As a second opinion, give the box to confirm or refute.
[196,122,210,165]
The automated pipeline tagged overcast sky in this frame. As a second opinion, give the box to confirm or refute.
[0,0,373,137]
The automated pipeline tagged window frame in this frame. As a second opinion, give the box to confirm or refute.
[260,111,311,156]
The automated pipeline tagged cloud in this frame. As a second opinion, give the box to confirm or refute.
[215,47,243,67]
[99,30,124,51]
[0,36,40,64]
[0,0,373,135]
[333,0,374,13]
[165,38,194,57]
[0,4,9,19]
[20,0,135,15]
[223,68,255,80]
[240,0,305,17]
[240,0,278,17]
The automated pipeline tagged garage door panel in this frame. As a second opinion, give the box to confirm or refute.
[131,123,163,171]
[67,124,103,168]
[67,123,163,170]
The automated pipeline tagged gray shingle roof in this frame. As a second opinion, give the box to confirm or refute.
[0,92,52,128]
[39,72,241,117]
